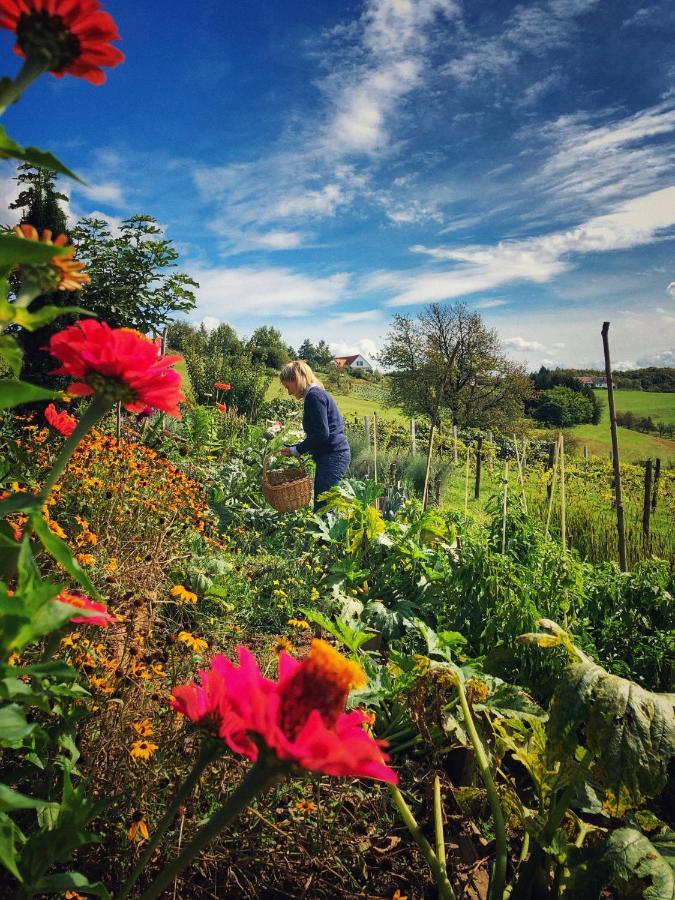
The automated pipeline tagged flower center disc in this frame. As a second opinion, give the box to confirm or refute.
[17,12,81,71]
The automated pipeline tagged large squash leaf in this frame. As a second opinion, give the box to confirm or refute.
[566,827,675,899]
[521,621,675,816]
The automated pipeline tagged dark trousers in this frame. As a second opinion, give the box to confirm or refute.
[313,449,351,511]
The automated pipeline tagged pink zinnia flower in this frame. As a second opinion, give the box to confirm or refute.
[171,640,397,784]
[44,402,77,436]
[54,590,116,626]
[47,319,185,417]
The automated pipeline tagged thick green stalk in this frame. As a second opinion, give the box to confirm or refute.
[455,678,508,900]
[0,57,48,115]
[389,785,456,900]
[433,775,448,884]
[118,738,222,900]
[39,395,112,502]
[137,759,288,900]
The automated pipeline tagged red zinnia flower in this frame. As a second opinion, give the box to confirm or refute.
[47,319,185,418]
[170,640,397,783]
[55,590,116,626]
[44,402,77,436]
[0,0,124,84]
[216,402,227,414]
[213,382,231,390]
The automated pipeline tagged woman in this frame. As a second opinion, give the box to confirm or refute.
[278,360,350,511]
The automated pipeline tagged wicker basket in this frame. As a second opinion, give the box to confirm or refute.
[261,453,313,512]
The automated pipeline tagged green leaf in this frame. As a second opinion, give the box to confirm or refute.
[30,513,100,599]
[0,784,48,813]
[544,628,675,816]
[0,704,35,746]
[0,810,24,881]
[13,304,90,331]
[0,379,58,410]
[567,827,675,899]
[34,872,111,898]
[0,125,82,182]
[0,334,23,376]
[0,493,41,519]
[0,233,70,267]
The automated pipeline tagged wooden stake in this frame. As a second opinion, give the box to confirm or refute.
[546,440,558,500]
[422,424,435,510]
[474,435,483,500]
[453,424,458,464]
[464,443,470,520]
[601,322,627,571]
[545,439,559,539]
[513,433,528,513]
[410,418,416,454]
[559,432,566,553]
[642,459,652,540]
[501,461,509,555]
[116,402,122,442]
[373,412,378,484]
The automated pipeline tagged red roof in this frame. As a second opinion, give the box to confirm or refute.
[334,354,361,365]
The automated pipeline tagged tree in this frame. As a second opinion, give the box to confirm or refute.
[71,215,198,334]
[380,302,532,432]
[247,326,290,369]
[533,386,594,427]
[6,165,76,384]
[166,321,269,419]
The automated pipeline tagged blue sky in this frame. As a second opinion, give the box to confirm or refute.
[1,0,674,370]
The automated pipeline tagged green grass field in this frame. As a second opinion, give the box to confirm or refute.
[596,388,675,424]
[265,379,407,422]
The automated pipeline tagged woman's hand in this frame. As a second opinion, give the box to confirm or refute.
[279,447,294,457]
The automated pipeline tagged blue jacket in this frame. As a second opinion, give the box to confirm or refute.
[294,386,349,458]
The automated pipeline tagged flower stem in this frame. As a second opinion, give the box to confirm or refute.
[118,738,223,900]
[389,784,456,900]
[39,395,112,503]
[0,57,48,116]
[455,677,508,900]
[137,759,288,900]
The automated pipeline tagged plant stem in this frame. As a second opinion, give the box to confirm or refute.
[39,396,112,503]
[433,775,448,884]
[118,738,223,900]
[137,759,288,900]
[389,785,456,900]
[0,57,48,115]
[455,678,508,900]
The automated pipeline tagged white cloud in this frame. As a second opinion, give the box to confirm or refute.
[527,101,675,212]
[273,184,349,218]
[256,231,304,250]
[474,298,508,309]
[667,281,675,299]
[330,337,380,360]
[195,316,220,332]
[503,337,548,352]
[636,348,675,366]
[76,180,125,206]
[192,265,351,320]
[383,185,675,305]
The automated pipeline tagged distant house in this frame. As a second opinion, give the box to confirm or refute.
[333,353,373,373]
[576,375,615,389]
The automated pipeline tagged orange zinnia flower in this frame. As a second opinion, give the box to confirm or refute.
[13,225,89,291]
[44,402,77,436]
[0,0,124,85]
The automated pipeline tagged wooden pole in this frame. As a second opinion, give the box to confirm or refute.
[453,424,458,464]
[545,438,559,539]
[116,402,122,442]
[601,322,627,571]
[642,459,652,540]
[410,418,416,455]
[651,458,661,512]
[559,432,566,553]
[474,435,483,500]
[513,433,528,513]
[546,440,558,500]
[464,444,470,520]
[373,412,378,484]
[501,461,509,555]
[422,424,435,510]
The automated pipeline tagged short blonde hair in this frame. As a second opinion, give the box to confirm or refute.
[280,359,324,392]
